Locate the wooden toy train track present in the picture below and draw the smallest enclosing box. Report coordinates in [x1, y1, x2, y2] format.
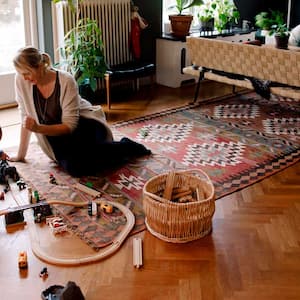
[1, 199, 135, 266]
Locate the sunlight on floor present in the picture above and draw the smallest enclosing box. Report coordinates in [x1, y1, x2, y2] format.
[0, 107, 36, 150]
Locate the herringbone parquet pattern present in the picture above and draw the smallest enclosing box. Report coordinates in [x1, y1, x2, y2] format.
[0, 83, 299, 300]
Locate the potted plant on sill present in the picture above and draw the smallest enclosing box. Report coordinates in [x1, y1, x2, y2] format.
[213, 0, 240, 33]
[53, 0, 107, 103]
[168, 0, 203, 38]
[255, 11, 273, 32]
[269, 22, 290, 50]
[198, 0, 217, 32]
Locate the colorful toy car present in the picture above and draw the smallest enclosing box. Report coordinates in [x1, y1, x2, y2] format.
[18, 251, 28, 269]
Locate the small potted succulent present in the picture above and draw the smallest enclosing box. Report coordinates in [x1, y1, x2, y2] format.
[168, 0, 204, 37]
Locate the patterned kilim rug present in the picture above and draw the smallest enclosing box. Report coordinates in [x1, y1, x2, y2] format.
[13, 92, 300, 251]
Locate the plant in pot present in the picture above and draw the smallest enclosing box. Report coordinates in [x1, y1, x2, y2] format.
[168, 0, 204, 37]
[254, 10, 286, 45]
[269, 22, 290, 50]
[53, 0, 107, 103]
[58, 18, 107, 102]
[213, 0, 240, 33]
[255, 11, 273, 32]
[198, 0, 217, 32]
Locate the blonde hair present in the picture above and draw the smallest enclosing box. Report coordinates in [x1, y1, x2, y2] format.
[13, 46, 51, 70]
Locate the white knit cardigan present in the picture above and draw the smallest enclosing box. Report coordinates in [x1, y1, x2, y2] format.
[15, 69, 113, 161]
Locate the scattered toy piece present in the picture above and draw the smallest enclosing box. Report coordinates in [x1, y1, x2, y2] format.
[100, 202, 113, 214]
[46, 216, 68, 235]
[49, 173, 57, 185]
[39, 267, 48, 278]
[133, 237, 143, 268]
[18, 251, 28, 269]
[16, 179, 26, 190]
[88, 201, 97, 216]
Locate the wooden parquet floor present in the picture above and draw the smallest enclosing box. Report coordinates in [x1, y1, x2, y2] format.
[0, 82, 299, 300]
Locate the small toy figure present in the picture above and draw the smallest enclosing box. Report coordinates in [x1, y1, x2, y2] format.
[49, 173, 57, 185]
[39, 267, 48, 278]
[28, 187, 33, 203]
[16, 179, 27, 190]
[18, 251, 28, 269]
[0, 158, 20, 185]
[0, 126, 20, 185]
[35, 212, 42, 223]
[33, 190, 40, 202]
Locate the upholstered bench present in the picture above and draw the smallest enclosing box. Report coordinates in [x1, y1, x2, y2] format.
[183, 37, 300, 102]
[104, 61, 156, 109]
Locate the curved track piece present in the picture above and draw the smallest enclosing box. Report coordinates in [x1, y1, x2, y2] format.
[28, 200, 135, 266]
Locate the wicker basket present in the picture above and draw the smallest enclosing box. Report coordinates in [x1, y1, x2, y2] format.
[143, 169, 215, 243]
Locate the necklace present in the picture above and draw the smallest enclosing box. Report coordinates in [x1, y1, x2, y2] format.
[35, 88, 48, 124]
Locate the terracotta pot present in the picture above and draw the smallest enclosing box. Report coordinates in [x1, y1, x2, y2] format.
[169, 15, 193, 37]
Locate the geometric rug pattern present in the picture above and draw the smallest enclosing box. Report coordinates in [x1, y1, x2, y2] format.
[13, 92, 300, 250]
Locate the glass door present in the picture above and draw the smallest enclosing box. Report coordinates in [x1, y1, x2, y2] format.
[0, 0, 38, 106]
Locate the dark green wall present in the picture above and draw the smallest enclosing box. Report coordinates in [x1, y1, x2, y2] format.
[235, 0, 299, 29]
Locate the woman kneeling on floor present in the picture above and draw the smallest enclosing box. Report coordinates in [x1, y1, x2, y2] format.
[10, 46, 151, 177]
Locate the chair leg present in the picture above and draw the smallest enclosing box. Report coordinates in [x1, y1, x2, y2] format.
[192, 70, 205, 104]
[104, 74, 111, 110]
[149, 74, 155, 99]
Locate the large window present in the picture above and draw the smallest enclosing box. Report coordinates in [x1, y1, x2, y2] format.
[0, 0, 25, 74]
[0, 0, 38, 105]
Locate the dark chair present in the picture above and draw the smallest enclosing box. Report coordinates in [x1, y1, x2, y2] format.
[104, 61, 156, 109]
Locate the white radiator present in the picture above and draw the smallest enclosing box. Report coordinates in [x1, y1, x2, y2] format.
[52, 0, 132, 67]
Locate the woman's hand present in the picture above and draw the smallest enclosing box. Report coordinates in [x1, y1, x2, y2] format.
[23, 116, 40, 133]
[8, 155, 26, 163]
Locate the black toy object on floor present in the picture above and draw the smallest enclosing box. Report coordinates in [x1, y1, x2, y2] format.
[0, 159, 20, 185]
[41, 281, 85, 300]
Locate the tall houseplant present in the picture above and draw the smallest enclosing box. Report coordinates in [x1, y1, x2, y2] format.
[53, 0, 107, 102]
[168, 0, 203, 37]
[58, 18, 107, 92]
